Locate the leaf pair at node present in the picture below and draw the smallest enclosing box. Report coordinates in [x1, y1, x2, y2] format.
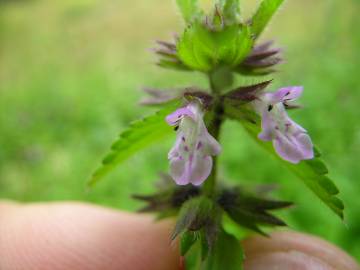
[155, 0, 284, 73]
[133, 181, 292, 267]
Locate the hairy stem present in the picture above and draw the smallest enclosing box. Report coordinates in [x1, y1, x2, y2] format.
[203, 71, 225, 197]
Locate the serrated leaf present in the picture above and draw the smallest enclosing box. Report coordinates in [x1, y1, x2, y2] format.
[225, 108, 344, 219]
[306, 158, 329, 175]
[88, 102, 180, 187]
[231, 207, 287, 226]
[176, 0, 202, 23]
[218, 188, 289, 235]
[250, 0, 285, 38]
[314, 146, 322, 157]
[201, 229, 244, 270]
[133, 185, 201, 213]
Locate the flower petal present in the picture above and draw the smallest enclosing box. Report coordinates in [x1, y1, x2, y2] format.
[170, 153, 212, 186]
[258, 111, 273, 141]
[295, 132, 314, 160]
[273, 133, 303, 163]
[167, 101, 220, 186]
[273, 130, 313, 164]
[166, 107, 195, 126]
[189, 154, 212, 186]
[168, 134, 183, 159]
[253, 86, 313, 164]
[289, 118, 307, 133]
[268, 86, 303, 103]
[170, 156, 189, 185]
[201, 131, 222, 156]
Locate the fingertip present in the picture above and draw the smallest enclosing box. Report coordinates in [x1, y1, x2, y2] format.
[0, 202, 180, 270]
[243, 230, 360, 270]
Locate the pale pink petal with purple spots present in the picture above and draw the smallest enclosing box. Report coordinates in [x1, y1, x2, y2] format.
[273, 132, 304, 163]
[253, 86, 314, 164]
[170, 156, 189, 185]
[166, 101, 221, 186]
[189, 155, 212, 186]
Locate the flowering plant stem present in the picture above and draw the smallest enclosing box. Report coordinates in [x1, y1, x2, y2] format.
[203, 72, 225, 197]
[88, 1, 346, 267]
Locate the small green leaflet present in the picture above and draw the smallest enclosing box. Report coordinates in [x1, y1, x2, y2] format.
[176, 0, 202, 23]
[177, 22, 220, 71]
[183, 229, 244, 270]
[222, 213, 247, 241]
[225, 105, 344, 219]
[250, 0, 285, 38]
[184, 240, 202, 270]
[218, 0, 241, 24]
[181, 231, 198, 256]
[201, 229, 244, 270]
[88, 102, 180, 187]
[177, 22, 253, 72]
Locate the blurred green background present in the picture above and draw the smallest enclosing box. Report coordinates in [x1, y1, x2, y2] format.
[0, 0, 359, 261]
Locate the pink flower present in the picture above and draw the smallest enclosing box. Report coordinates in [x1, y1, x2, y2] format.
[252, 86, 314, 164]
[166, 102, 221, 185]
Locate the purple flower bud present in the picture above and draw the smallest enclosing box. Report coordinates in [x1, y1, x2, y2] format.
[252, 86, 314, 163]
[166, 102, 221, 186]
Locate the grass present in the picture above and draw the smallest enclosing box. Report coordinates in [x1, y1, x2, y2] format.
[0, 0, 359, 260]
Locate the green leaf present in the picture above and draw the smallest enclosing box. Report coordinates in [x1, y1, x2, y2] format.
[201, 229, 244, 270]
[181, 231, 198, 256]
[218, 0, 241, 24]
[200, 229, 210, 260]
[222, 213, 247, 241]
[250, 0, 285, 38]
[225, 106, 344, 219]
[221, 25, 253, 66]
[172, 196, 214, 240]
[176, 0, 202, 23]
[184, 240, 202, 270]
[219, 187, 291, 235]
[177, 22, 253, 72]
[88, 102, 180, 187]
[177, 23, 215, 71]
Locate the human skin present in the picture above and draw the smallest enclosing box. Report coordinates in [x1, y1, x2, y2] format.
[0, 201, 359, 270]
